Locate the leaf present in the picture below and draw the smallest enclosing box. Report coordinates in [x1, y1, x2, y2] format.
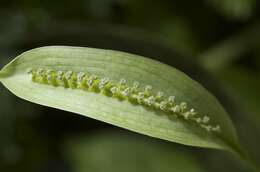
[0, 46, 240, 152]
[206, 0, 256, 21]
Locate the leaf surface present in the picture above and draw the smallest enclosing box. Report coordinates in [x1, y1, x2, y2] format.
[0, 46, 240, 152]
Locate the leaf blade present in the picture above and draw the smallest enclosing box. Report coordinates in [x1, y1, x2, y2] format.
[0, 46, 239, 151]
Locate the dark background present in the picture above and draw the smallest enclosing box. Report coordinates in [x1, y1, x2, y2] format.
[0, 0, 260, 172]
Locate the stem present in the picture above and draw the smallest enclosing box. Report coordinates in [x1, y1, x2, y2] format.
[199, 21, 260, 72]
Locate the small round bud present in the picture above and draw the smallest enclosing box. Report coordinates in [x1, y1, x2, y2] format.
[180, 102, 187, 110]
[196, 117, 202, 123]
[121, 88, 131, 96]
[77, 72, 86, 81]
[99, 77, 110, 89]
[145, 96, 156, 106]
[201, 124, 212, 132]
[87, 79, 93, 87]
[133, 82, 140, 88]
[172, 105, 181, 113]
[183, 112, 190, 119]
[159, 101, 167, 111]
[168, 96, 175, 105]
[119, 78, 127, 85]
[57, 71, 64, 76]
[137, 92, 145, 103]
[202, 116, 210, 123]
[65, 71, 73, 79]
[47, 74, 52, 82]
[110, 87, 119, 94]
[212, 125, 221, 132]
[144, 85, 152, 92]
[156, 91, 164, 99]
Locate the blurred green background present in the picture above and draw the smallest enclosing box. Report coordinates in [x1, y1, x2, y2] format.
[0, 0, 260, 171]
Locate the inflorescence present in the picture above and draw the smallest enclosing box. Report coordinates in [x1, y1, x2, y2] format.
[28, 68, 221, 133]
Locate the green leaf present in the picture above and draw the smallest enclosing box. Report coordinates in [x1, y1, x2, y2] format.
[206, 0, 256, 21]
[0, 46, 240, 152]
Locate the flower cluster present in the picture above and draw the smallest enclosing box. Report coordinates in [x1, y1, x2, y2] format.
[28, 68, 221, 133]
